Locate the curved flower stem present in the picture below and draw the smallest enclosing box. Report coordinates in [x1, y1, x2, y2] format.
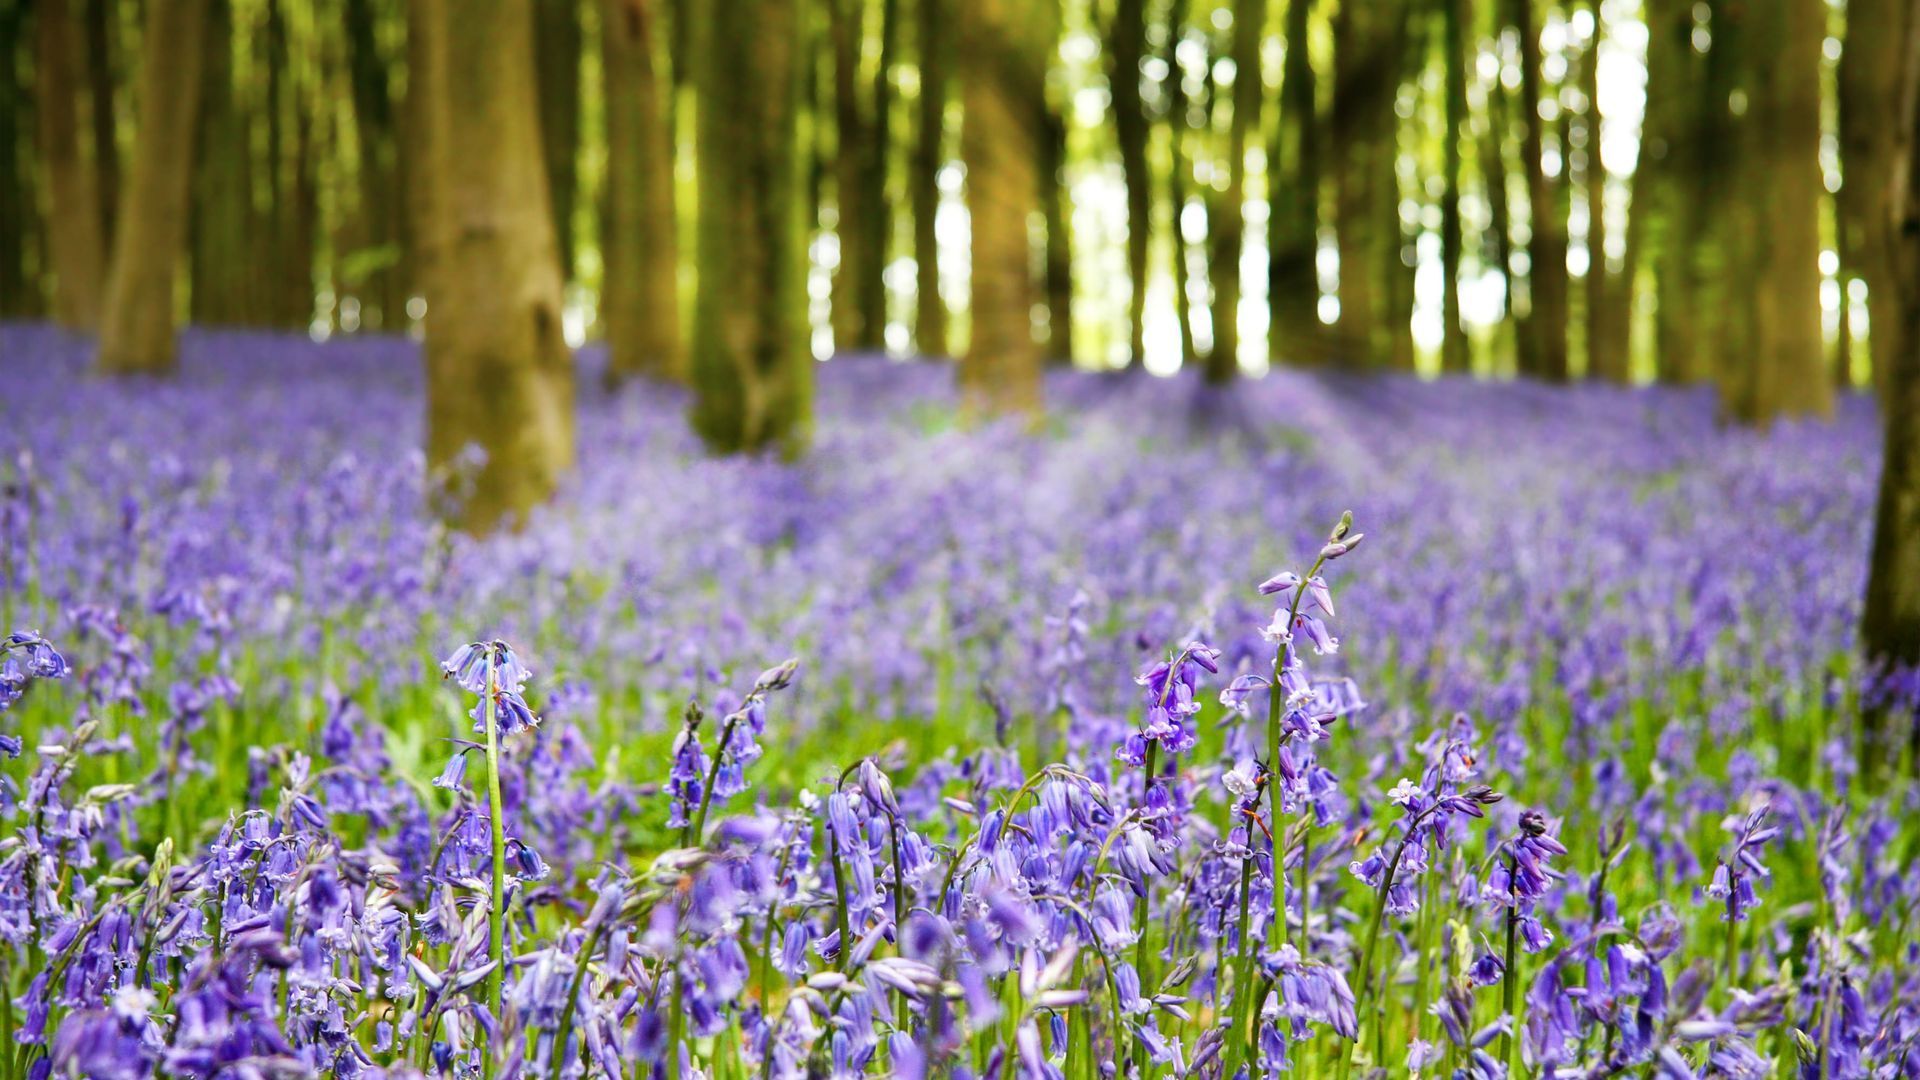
[1132, 740, 1159, 1079]
[1500, 849, 1520, 1073]
[482, 650, 507, 1072]
[551, 922, 608, 1080]
[685, 714, 741, 847]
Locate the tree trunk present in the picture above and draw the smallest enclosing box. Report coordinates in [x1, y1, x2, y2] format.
[0, 4, 41, 320]
[603, 0, 683, 383]
[537, 0, 583, 282]
[404, 0, 441, 314]
[267, 0, 316, 329]
[1205, 0, 1266, 383]
[1860, 0, 1920, 772]
[689, 0, 812, 453]
[828, 0, 882, 351]
[190, 0, 253, 326]
[1720, 0, 1832, 423]
[345, 0, 405, 329]
[419, 0, 576, 531]
[1109, 0, 1151, 366]
[84, 0, 120, 252]
[1842, 0, 1914, 399]
[1634, 0, 1691, 382]
[1482, 17, 1524, 377]
[1438, 0, 1469, 373]
[913, 0, 950, 356]
[1330, 0, 1403, 367]
[862, 0, 901, 350]
[1040, 89, 1075, 364]
[1269, 0, 1323, 367]
[1512, 0, 1567, 380]
[35, 0, 107, 330]
[1163, 0, 1199, 369]
[957, 0, 1051, 415]
[97, 0, 207, 375]
[1581, 0, 1628, 381]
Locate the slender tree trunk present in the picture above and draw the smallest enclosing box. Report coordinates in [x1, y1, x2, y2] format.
[36, 0, 107, 330]
[1512, 0, 1567, 380]
[1482, 18, 1524, 377]
[860, 0, 900, 349]
[0, 4, 40, 319]
[537, 0, 584, 282]
[1860, 0, 1920, 772]
[1109, 0, 1152, 366]
[957, 0, 1051, 416]
[1721, 0, 1832, 423]
[828, 0, 876, 351]
[345, 0, 405, 329]
[603, 0, 683, 383]
[1205, 0, 1266, 382]
[1163, 0, 1199, 369]
[420, 0, 576, 531]
[1634, 0, 1691, 382]
[1269, 0, 1322, 367]
[404, 0, 442, 314]
[84, 0, 120, 252]
[1581, 0, 1628, 381]
[97, 0, 208, 374]
[913, 0, 950, 355]
[1040, 88, 1075, 364]
[270, 0, 317, 329]
[191, 0, 253, 326]
[1439, 0, 1469, 373]
[1330, 0, 1402, 367]
[1384, 5, 1419, 372]
[690, 0, 812, 453]
[1842, 0, 1914, 399]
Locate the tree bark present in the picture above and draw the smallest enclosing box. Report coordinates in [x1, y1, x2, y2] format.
[35, 0, 107, 330]
[689, 0, 812, 453]
[1720, 0, 1832, 423]
[190, 0, 253, 326]
[1205, 0, 1267, 383]
[1439, 0, 1469, 373]
[828, 0, 890, 352]
[97, 0, 208, 375]
[1842, 0, 1914, 399]
[913, 0, 950, 356]
[84, 0, 120, 252]
[1581, 0, 1628, 382]
[0, 4, 41, 320]
[1269, 0, 1323, 367]
[345, 0, 406, 329]
[1512, 0, 1568, 380]
[957, 0, 1051, 415]
[1330, 0, 1404, 367]
[1109, 0, 1152, 366]
[1860, 0, 1920, 772]
[1162, 0, 1199, 369]
[1041, 88, 1075, 364]
[419, 0, 576, 531]
[537, 0, 584, 282]
[603, 0, 683, 384]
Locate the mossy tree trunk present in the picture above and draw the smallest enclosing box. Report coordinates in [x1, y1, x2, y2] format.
[828, 0, 896, 353]
[689, 0, 812, 454]
[1108, 0, 1151, 366]
[1269, 0, 1322, 368]
[418, 0, 576, 531]
[1512, 0, 1568, 381]
[603, 0, 683, 384]
[97, 0, 208, 375]
[35, 0, 107, 331]
[956, 0, 1052, 416]
[1860, 0, 1920, 771]
[1841, 0, 1914, 399]
[1330, 0, 1405, 368]
[1205, 0, 1267, 383]
[1041, 82, 1075, 365]
[84, 0, 119, 253]
[1719, 0, 1831, 423]
[537, 0, 584, 282]
[0, 4, 43, 320]
[1162, 0, 1199, 368]
[912, 0, 950, 356]
[345, 0, 406, 329]
[1438, 0, 1469, 374]
[1581, 0, 1628, 382]
[190, 0, 253, 327]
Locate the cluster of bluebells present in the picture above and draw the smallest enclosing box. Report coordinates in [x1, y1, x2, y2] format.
[0, 327, 1917, 1078]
